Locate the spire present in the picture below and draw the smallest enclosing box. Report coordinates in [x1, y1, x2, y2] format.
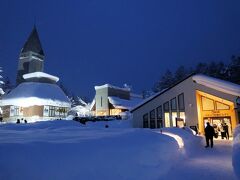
[21, 25, 44, 56]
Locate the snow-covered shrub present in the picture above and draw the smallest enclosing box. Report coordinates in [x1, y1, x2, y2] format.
[233, 124, 240, 178]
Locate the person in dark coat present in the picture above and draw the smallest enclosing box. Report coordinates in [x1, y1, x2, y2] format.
[223, 123, 229, 140]
[205, 122, 215, 148]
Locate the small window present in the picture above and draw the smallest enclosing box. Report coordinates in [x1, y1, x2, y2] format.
[49, 106, 55, 117]
[150, 110, 156, 129]
[143, 113, 149, 128]
[156, 106, 162, 120]
[171, 98, 177, 110]
[178, 93, 185, 111]
[150, 110, 155, 120]
[216, 102, 230, 110]
[101, 97, 103, 107]
[163, 102, 169, 112]
[202, 96, 214, 111]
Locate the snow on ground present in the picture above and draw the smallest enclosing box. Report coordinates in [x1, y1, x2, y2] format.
[233, 124, 240, 179]
[0, 120, 237, 180]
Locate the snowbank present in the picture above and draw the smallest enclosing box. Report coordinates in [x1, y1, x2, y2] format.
[160, 127, 203, 156]
[233, 124, 240, 178]
[0, 120, 182, 180]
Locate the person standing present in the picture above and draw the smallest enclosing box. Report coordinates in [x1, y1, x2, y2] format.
[223, 123, 229, 140]
[205, 122, 215, 148]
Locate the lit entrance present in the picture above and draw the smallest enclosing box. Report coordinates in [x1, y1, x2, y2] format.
[203, 117, 232, 137]
[196, 90, 237, 136]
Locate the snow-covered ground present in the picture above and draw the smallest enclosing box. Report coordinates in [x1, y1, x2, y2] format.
[233, 124, 240, 179]
[0, 120, 237, 180]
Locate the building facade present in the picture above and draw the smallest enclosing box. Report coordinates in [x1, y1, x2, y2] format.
[91, 84, 142, 116]
[0, 26, 71, 123]
[131, 74, 240, 136]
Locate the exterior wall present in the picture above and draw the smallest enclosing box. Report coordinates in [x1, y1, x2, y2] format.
[95, 86, 131, 116]
[2, 105, 10, 118]
[23, 105, 43, 117]
[95, 87, 109, 116]
[132, 76, 239, 134]
[132, 77, 197, 128]
[2, 105, 69, 123]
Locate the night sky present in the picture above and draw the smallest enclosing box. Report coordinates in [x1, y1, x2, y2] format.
[1, 0, 240, 100]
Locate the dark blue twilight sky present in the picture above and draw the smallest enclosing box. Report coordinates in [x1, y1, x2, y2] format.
[1, 0, 240, 99]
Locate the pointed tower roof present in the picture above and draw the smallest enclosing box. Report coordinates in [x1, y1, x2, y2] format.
[21, 26, 44, 56]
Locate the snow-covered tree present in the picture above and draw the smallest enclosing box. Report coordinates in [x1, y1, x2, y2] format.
[0, 67, 5, 96]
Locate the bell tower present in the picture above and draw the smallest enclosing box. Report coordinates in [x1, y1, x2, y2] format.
[16, 26, 45, 84]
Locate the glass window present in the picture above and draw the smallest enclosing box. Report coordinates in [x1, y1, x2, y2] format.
[216, 102, 230, 110]
[163, 102, 169, 112]
[202, 96, 214, 111]
[143, 113, 149, 128]
[179, 112, 185, 122]
[156, 106, 162, 119]
[171, 98, 177, 110]
[171, 112, 177, 127]
[49, 106, 55, 117]
[150, 110, 156, 129]
[178, 93, 185, 111]
[164, 112, 170, 127]
[43, 106, 49, 117]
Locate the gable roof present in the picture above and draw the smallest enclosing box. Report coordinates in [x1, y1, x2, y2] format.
[130, 73, 240, 113]
[21, 26, 44, 56]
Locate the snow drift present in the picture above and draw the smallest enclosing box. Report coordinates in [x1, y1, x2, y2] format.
[233, 124, 240, 178]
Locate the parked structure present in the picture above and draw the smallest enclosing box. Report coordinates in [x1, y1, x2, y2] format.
[91, 84, 142, 116]
[131, 74, 240, 136]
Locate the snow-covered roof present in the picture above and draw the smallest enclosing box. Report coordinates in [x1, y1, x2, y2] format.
[108, 96, 143, 110]
[1, 82, 70, 107]
[192, 74, 240, 97]
[95, 84, 130, 91]
[23, 72, 59, 83]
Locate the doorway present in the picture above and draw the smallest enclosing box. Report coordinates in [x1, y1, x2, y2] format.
[203, 117, 232, 137]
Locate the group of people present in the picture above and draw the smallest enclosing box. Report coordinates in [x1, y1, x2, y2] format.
[205, 122, 229, 148]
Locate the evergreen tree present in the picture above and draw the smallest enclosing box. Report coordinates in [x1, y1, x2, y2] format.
[174, 66, 189, 82]
[153, 69, 174, 92]
[195, 62, 208, 74]
[227, 56, 240, 84]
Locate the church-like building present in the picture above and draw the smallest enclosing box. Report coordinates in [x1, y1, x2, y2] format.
[0, 26, 71, 123]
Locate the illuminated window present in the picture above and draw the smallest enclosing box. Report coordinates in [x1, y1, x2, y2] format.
[216, 102, 230, 110]
[179, 112, 185, 122]
[202, 96, 214, 111]
[164, 112, 170, 127]
[171, 112, 177, 127]
[150, 109, 156, 129]
[156, 106, 163, 128]
[10, 106, 20, 117]
[143, 113, 149, 128]
[171, 98, 177, 111]
[178, 93, 185, 110]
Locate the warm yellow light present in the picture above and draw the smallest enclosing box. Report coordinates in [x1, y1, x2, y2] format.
[162, 132, 184, 148]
